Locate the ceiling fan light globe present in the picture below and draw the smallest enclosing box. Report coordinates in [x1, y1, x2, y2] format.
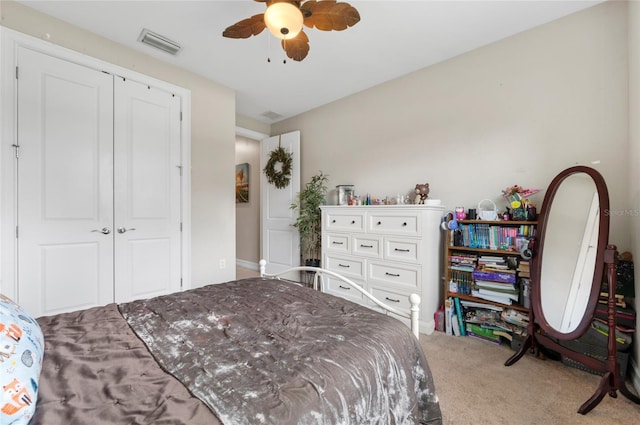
[264, 2, 303, 40]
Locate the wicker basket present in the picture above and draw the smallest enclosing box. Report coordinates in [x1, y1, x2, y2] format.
[477, 199, 498, 220]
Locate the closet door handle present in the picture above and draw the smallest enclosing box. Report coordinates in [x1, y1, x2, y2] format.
[91, 227, 111, 235]
[117, 227, 137, 234]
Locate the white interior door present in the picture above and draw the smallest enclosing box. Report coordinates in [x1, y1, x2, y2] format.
[113, 77, 182, 303]
[15, 47, 183, 317]
[260, 131, 301, 274]
[16, 47, 114, 316]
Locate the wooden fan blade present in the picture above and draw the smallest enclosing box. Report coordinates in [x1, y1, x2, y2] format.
[222, 14, 266, 38]
[301, 0, 360, 31]
[282, 30, 310, 61]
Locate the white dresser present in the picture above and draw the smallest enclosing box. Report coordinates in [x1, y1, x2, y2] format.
[320, 205, 444, 334]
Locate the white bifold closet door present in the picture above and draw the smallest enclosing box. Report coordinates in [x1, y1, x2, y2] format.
[16, 47, 181, 317]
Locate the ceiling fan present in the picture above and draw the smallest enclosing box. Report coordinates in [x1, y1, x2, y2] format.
[222, 0, 360, 62]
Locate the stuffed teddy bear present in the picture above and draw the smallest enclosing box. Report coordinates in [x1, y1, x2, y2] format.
[414, 183, 430, 204]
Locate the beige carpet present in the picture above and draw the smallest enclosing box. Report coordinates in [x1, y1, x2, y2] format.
[420, 331, 640, 425]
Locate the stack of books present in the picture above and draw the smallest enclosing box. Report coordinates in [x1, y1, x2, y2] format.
[477, 255, 508, 270]
[471, 258, 518, 305]
[517, 260, 530, 278]
[457, 223, 536, 250]
[442, 299, 530, 345]
[465, 322, 501, 344]
[448, 252, 477, 295]
[501, 309, 529, 331]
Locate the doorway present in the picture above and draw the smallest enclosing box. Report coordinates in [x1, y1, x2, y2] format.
[235, 133, 262, 272]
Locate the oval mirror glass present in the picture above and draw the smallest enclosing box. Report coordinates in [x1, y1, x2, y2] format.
[538, 171, 604, 335]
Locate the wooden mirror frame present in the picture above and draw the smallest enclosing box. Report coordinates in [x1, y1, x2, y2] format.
[505, 166, 640, 414]
[533, 165, 609, 341]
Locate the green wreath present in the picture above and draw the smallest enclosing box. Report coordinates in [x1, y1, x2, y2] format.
[264, 146, 293, 189]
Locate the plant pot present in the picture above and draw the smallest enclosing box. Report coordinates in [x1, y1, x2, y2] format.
[305, 259, 320, 269]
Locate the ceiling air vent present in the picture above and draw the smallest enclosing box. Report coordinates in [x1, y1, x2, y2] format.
[261, 111, 284, 121]
[138, 29, 181, 55]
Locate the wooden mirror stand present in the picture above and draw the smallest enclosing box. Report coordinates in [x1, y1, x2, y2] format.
[504, 166, 640, 414]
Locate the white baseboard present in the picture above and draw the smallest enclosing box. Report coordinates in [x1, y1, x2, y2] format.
[236, 259, 259, 271]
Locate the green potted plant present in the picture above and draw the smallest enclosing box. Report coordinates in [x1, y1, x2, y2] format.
[291, 171, 329, 267]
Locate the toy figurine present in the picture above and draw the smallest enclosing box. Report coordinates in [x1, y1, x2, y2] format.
[414, 183, 430, 204]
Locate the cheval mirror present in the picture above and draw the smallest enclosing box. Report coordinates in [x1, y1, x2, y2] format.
[505, 165, 640, 414]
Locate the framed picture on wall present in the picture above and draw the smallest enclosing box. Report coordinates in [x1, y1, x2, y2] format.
[236, 163, 249, 203]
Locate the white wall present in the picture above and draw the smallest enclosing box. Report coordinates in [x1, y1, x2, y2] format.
[628, 0, 640, 393]
[272, 0, 638, 379]
[272, 1, 630, 252]
[0, 0, 236, 286]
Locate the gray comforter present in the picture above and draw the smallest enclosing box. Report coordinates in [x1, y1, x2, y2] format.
[35, 277, 442, 424]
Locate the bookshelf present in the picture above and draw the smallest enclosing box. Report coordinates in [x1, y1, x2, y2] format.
[443, 220, 537, 341]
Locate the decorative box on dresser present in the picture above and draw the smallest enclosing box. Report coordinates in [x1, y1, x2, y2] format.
[320, 205, 445, 334]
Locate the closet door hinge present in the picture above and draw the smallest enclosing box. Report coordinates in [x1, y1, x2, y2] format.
[180, 278, 183, 289]
[16, 66, 19, 80]
[12, 144, 20, 159]
[180, 111, 182, 122]
[16, 226, 19, 239]
[180, 222, 183, 232]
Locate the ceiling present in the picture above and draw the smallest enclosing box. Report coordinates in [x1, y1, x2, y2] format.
[17, 0, 603, 124]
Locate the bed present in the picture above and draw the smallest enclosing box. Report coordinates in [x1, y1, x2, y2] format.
[2, 264, 442, 425]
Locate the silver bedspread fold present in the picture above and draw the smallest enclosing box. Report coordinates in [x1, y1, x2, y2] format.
[119, 278, 442, 424]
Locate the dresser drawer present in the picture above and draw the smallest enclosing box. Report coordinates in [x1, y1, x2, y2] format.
[325, 255, 365, 279]
[368, 261, 420, 289]
[326, 233, 350, 253]
[384, 238, 420, 263]
[325, 276, 363, 303]
[369, 286, 415, 315]
[352, 235, 382, 258]
[367, 213, 420, 236]
[325, 212, 365, 232]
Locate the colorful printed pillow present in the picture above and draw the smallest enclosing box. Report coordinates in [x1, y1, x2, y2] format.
[1, 294, 44, 425]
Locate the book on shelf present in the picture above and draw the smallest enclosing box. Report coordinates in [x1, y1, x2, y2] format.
[474, 280, 517, 291]
[451, 313, 461, 336]
[517, 260, 530, 278]
[472, 269, 516, 284]
[459, 300, 504, 312]
[471, 290, 514, 305]
[465, 323, 501, 342]
[465, 323, 498, 338]
[444, 297, 453, 336]
[478, 255, 506, 262]
[501, 309, 529, 328]
[481, 263, 510, 271]
[449, 253, 478, 265]
[492, 330, 513, 341]
[477, 288, 519, 301]
[454, 297, 466, 336]
[450, 264, 475, 272]
[466, 331, 502, 345]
